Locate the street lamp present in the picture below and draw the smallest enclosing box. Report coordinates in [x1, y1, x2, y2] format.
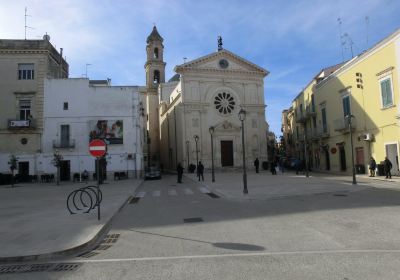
[346, 114, 357, 185]
[194, 135, 199, 169]
[186, 140, 190, 171]
[238, 108, 248, 194]
[209, 126, 215, 182]
[303, 125, 309, 178]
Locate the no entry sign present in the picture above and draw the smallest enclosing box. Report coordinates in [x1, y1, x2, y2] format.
[89, 139, 107, 157]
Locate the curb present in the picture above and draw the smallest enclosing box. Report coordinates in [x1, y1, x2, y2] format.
[183, 174, 225, 198]
[0, 180, 144, 264]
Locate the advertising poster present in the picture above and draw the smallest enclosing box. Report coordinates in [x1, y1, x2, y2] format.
[89, 120, 123, 145]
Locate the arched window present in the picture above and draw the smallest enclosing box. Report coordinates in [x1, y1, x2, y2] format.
[153, 70, 160, 84]
[154, 48, 159, 59]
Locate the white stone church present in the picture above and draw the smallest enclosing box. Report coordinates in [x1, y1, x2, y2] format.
[143, 26, 270, 171]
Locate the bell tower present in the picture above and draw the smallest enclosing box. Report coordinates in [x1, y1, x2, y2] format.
[145, 26, 166, 166]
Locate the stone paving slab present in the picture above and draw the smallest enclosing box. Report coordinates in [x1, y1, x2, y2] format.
[0, 178, 142, 262]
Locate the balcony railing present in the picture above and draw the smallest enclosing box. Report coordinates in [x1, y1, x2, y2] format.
[317, 124, 330, 138]
[53, 139, 75, 149]
[333, 117, 357, 133]
[295, 113, 307, 124]
[7, 119, 36, 129]
[306, 128, 319, 140]
[305, 106, 317, 118]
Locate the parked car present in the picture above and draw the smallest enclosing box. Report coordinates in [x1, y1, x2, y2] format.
[145, 166, 161, 180]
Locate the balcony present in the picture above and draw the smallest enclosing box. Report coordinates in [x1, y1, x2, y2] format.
[317, 124, 330, 138]
[7, 119, 36, 129]
[306, 129, 319, 141]
[305, 106, 317, 118]
[333, 117, 357, 133]
[53, 139, 75, 149]
[295, 113, 307, 124]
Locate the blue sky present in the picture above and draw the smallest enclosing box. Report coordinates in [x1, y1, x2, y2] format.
[1, 0, 400, 136]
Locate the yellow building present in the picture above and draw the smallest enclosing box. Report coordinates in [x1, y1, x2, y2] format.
[285, 28, 400, 175]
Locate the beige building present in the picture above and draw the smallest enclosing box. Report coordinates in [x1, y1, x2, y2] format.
[0, 35, 68, 175]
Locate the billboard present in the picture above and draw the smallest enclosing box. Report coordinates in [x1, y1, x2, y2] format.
[89, 120, 123, 145]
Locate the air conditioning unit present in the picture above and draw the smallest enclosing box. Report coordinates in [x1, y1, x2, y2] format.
[362, 133, 372, 141]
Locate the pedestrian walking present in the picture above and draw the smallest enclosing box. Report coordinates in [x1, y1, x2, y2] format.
[270, 161, 277, 175]
[295, 158, 301, 175]
[369, 157, 376, 177]
[254, 158, 260, 173]
[177, 163, 184, 183]
[197, 161, 204, 181]
[279, 157, 285, 173]
[383, 157, 392, 179]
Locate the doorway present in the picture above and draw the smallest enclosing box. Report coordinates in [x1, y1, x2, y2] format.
[18, 161, 29, 182]
[60, 160, 70, 181]
[339, 145, 347, 171]
[385, 143, 399, 175]
[323, 148, 330, 170]
[221, 141, 233, 166]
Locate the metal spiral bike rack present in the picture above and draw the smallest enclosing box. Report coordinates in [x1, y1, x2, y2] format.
[67, 186, 102, 214]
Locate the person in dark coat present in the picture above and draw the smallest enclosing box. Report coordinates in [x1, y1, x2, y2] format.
[369, 157, 376, 177]
[254, 158, 260, 173]
[384, 157, 393, 179]
[270, 161, 277, 175]
[177, 163, 184, 183]
[197, 161, 204, 181]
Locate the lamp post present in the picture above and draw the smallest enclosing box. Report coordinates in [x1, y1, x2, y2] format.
[303, 125, 309, 177]
[238, 108, 248, 194]
[209, 126, 215, 182]
[194, 135, 199, 168]
[347, 114, 357, 185]
[186, 140, 190, 171]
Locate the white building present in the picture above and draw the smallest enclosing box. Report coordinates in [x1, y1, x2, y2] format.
[40, 78, 144, 180]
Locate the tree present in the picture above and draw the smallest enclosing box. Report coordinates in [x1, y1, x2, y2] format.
[51, 151, 63, 185]
[8, 154, 18, 187]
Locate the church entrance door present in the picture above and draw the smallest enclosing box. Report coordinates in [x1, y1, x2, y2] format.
[221, 140, 234, 166]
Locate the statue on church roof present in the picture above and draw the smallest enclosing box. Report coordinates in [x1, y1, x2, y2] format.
[217, 36, 223, 51]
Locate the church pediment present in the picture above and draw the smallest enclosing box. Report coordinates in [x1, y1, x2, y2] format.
[174, 49, 269, 76]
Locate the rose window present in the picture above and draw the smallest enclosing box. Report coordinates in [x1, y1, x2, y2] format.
[214, 92, 235, 114]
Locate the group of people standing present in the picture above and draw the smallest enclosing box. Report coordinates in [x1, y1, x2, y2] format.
[176, 161, 204, 183]
[369, 156, 393, 179]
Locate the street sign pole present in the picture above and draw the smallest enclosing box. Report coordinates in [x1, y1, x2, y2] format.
[89, 139, 107, 221]
[97, 158, 100, 221]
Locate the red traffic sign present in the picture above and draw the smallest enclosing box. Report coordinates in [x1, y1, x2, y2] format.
[89, 139, 107, 157]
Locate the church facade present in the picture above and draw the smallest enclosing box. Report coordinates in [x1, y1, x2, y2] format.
[144, 27, 270, 171]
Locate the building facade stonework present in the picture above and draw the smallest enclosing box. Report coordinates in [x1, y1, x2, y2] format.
[153, 34, 270, 170]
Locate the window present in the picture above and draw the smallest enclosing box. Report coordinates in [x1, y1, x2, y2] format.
[311, 94, 315, 112]
[214, 92, 235, 114]
[380, 78, 393, 107]
[153, 70, 160, 84]
[321, 107, 327, 133]
[154, 48, 159, 59]
[18, 64, 34, 80]
[60, 125, 70, 147]
[19, 99, 31, 120]
[342, 95, 351, 118]
[63, 102, 68, 110]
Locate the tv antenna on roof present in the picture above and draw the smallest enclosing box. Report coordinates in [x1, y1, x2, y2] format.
[24, 7, 34, 40]
[337, 17, 344, 62]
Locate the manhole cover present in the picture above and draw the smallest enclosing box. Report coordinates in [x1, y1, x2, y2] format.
[25, 264, 53, 273]
[0, 265, 27, 274]
[50, 263, 81, 272]
[95, 244, 112, 250]
[184, 217, 204, 223]
[207, 192, 220, 198]
[129, 197, 140, 204]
